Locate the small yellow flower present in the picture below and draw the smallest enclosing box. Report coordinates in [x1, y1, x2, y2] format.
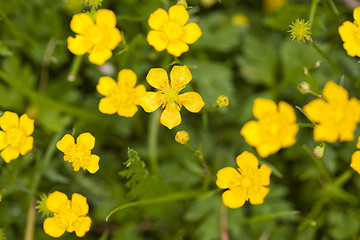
[96, 69, 146, 117]
[140, 65, 204, 129]
[263, 0, 286, 13]
[43, 191, 91, 238]
[231, 13, 250, 26]
[0, 111, 34, 163]
[216, 151, 272, 208]
[240, 98, 298, 158]
[216, 95, 229, 107]
[67, 9, 122, 65]
[351, 137, 360, 174]
[147, 5, 202, 57]
[175, 131, 189, 144]
[339, 7, 360, 57]
[57, 132, 100, 173]
[303, 81, 360, 143]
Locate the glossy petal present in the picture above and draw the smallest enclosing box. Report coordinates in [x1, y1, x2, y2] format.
[281, 124, 298, 147]
[168, 5, 189, 25]
[87, 155, 100, 173]
[160, 103, 181, 129]
[147, 30, 169, 51]
[177, 92, 204, 112]
[236, 151, 258, 170]
[67, 36, 89, 55]
[256, 142, 281, 158]
[117, 105, 138, 117]
[182, 23, 202, 44]
[249, 187, 270, 205]
[118, 69, 137, 88]
[20, 136, 33, 155]
[252, 98, 277, 119]
[240, 121, 261, 146]
[278, 101, 296, 122]
[57, 134, 75, 153]
[139, 92, 164, 112]
[134, 85, 147, 103]
[222, 189, 246, 208]
[70, 13, 94, 34]
[19, 114, 34, 136]
[169, 65, 192, 91]
[259, 164, 272, 186]
[167, 39, 189, 57]
[96, 9, 117, 29]
[351, 151, 360, 174]
[108, 28, 122, 50]
[146, 68, 170, 90]
[323, 81, 349, 105]
[354, 7, 360, 25]
[71, 193, 89, 216]
[0, 111, 19, 132]
[148, 8, 169, 30]
[77, 132, 95, 151]
[356, 136, 360, 149]
[313, 124, 338, 143]
[1, 147, 19, 163]
[0, 131, 6, 150]
[303, 99, 329, 123]
[89, 49, 112, 65]
[99, 97, 118, 114]
[43, 217, 67, 238]
[216, 167, 241, 189]
[97, 76, 117, 96]
[46, 191, 70, 213]
[74, 216, 91, 237]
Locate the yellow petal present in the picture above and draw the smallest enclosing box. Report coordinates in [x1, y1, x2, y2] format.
[252, 98, 277, 119]
[216, 167, 241, 189]
[19, 114, 34, 136]
[177, 92, 204, 112]
[134, 85, 147, 104]
[339, 125, 356, 142]
[0, 131, 6, 150]
[351, 151, 360, 174]
[67, 36, 89, 55]
[240, 121, 261, 146]
[88, 49, 112, 65]
[70, 13, 94, 34]
[168, 5, 189, 25]
[71, 193, 89, 216]
[118, 69, 137, 88]
[20, 136, 33, 155]
[313, 124, 338, 143]
[303, 99, 329, 123]
[167, 39, 189, 57]
[87, 154, 100, 173]
[353, 7, 360, 25]
[147, 30, 169, 52]
[76, 132, 95, 151]
[46, 191, 70, 213]
[146, 68, 170, 90]
[160, 103, 181, 129]
[43, 217, 67, 238]
[108, 28, 122, 50]
[117, 105, 138, 117]
[256, 142, 281, 158]
[74, 216, 91, 237]
[95, 9, 117, 29]
[169, 65, 192, 91]
[148, 8, 169, 30]
[222, 189, 246, 208]
[236, 151, 259, 171]
[97, 76, 117, 96]
[259, 164, 272, 186]
[182, 23, 202, 44]
[139, 92, 164, 112]
[339, 21, 357, 42]
[99, 97, 118, 114]
[356, 136, 360, 149]
[280, 124, 298, 148]
[0, 111, 19, 132]
[249, 187, 270, 205]
[57, 134, 75, 153]
[1, 147, 20, 163]
[323, 81, 349, 105]
[278, 101, 296, 123]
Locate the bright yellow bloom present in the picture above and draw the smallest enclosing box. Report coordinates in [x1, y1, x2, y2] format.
[67, 9, 122, 65]
[216, 151, 272, 208]
[147, 5, 202, 57]
[240, 98, 298, 158]
[0, 111, 34, 163]
[43, 191, 91, 238]
[339, 7, 360, 57]
[351, 137, 360, 174]
[140, 65, 204, 129]
[57, 132, 100, 173]
[303, 81, 360, 143]
[175, 130, 189, 144]
[96, 69, 146, 117]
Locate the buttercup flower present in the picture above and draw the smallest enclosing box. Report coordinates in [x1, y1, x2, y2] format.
[140, 65, 204, 129]
[57, 132, 100, 173]
[0, 111, 34, 163]
[97, 69, 146, 117]
[350, 137, 360, 174]
[339, 7, 360, 57]
[240, 98, 298, 158]
[43, 191, 91, 238]
[147, 5, 202, 57]
[303, 81, 360, 142]
[67, 9, 122, 65]
[216, 151, 272, 208]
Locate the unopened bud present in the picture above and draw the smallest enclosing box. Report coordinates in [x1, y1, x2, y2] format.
[288, 19, 311, 43]
[216, 95, 229, 107]
[82, 0, 103, 8]
[298, 82, 310, 94]
[313, 145, 324, 158]
[175, 131, 189, 144]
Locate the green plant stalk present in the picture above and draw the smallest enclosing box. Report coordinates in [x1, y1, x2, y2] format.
[148, 110, 160, 174]
[24, 199, 36, 240]
[303, 144, 332, 183]
[298, 123, 316, 128]
[309, 0, 320, 27]
[325, 0, 339, 17]
[67, 55, 83, 82]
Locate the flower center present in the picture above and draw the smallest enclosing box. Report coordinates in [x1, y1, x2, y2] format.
[162, 21, 185, 40]
[6, 128, 24, 148]
[55, 203, 79, 229]
[109, 87, 136, 108]
[163, 88, 178, 103]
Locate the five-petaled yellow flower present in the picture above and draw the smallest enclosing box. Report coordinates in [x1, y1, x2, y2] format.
[216, 151, 272, 208]
[57, 132, 100, 173]
[0, 111, 34, 163]
[350, 136, 360, 174]
[339, 7, 360, 57]
[97, 69, 146, 117]
[140, 65, 204, 129]
[240, 98, 298, 158]
[67, 9, 122, 65]
[147, 5, 202, 57]
[43, 191, 91, 238]
[303, 81, 360, 143]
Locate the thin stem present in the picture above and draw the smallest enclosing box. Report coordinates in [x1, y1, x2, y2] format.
[67, 55, 83, 82]
[148, 110, 160, 174]
[325, 0, 339, 17]
[220, 203, 229, 240]
[24, 199, 36, 240]
[309, 0, 320, 27]
[303, 144, 332, 183]
[298, 122, 316, 128]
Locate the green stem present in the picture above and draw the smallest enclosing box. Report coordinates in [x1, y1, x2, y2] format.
[67, 55, 83, 82]
[24, 199, 36, 240]
[148, 110, 160, 174]
[309, 0, 320, 27]
[303, 145, 332, 183]
[325, 0, 339, 17]
[298, 122, 316, 128]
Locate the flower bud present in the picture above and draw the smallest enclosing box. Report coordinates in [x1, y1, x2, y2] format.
[313, 145, 324, 158]
[288, 19, 311, 43]
[175, 131, 189, 144]
[216, 95, 229, 107]
[36, 194, 52, 217]
[298, 82, 310, 94]
[82, 0, 103, 8]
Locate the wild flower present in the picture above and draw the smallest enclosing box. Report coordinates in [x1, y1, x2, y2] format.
[339, 7, 360, 57]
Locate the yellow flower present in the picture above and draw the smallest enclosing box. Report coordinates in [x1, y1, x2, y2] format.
[96, 69, 146, 117]
[303, 81, 360, 143]
[140, 65, 204, 129]
[240, 98, 298, 158]
[43, 191, 91, 238]
[0, 111, 34, 163]
[339, 7, 360, 57]
[351, 137, 360, 174]
[216, 151, 272, 208]
[56, 132, 100, 173]
[175, 130, 189, 144]
[147, 5, 202, 57]
[67, 9, 122, 65]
